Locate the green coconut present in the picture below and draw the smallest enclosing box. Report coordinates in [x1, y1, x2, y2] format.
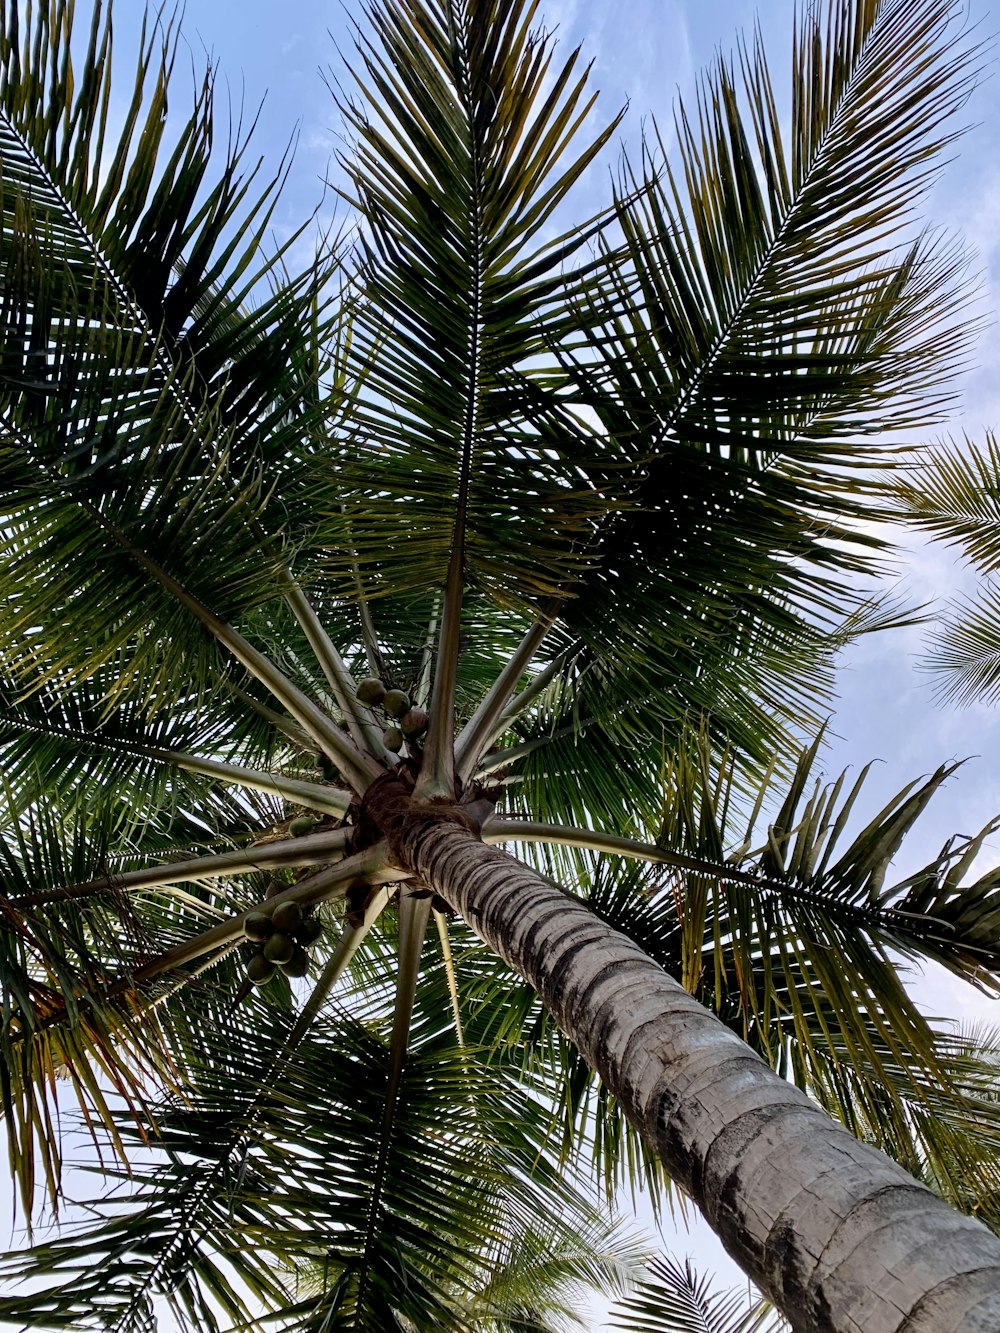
[243, 911, 273, 942]
[382, 725, 404, 753]
[288, 815, 318, 837]
[271, 900, 304, 934]
[279, 945, 311, 979]
[383, 689, 410, 718]
[246, 954, 277, 986]
[296, 915, 324, 945]
[263, 931, 296, 964]
[356, 677, 386, 706]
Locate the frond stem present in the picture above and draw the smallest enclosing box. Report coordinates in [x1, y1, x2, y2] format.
[455, 610, 558, 783]
[341, 505, 387, 677]
[494, 647, 572, 732]
[357, 890, 432, 1313]
[416, 594, 441, 709]
[0, 713, 352, 814]
[356, 568, 385, 679]
[110, 532, 381, 791]
[414, 538, 465, 800]
[221, 678, 312, 747]
[9, 828, 351, 909]
[413, 0, 485, 801]
[476, 718, 595, 774]
[434, 909, 464, 1046]
[282, 576, 395, 762]
[483, 819, 965, 936]
[482, 818, 808, 895]
[155, 750, 353, 816]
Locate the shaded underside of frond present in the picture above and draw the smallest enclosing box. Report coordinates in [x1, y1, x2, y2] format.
[0, 952, 644, 1332]
[609, 1253, 788, 1333]
[483, 727, 1000, 1217]
[0, 0, 350, 721]
[893, 434, 1000, 574]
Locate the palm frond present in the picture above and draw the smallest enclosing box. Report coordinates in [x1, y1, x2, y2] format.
[0, 953, 645, 1331]
[0, 0, 996, 1324]
[355, 889, 433, 1313]
[481, 726, 1000, 1201]
[0, 0, 357, 741]
[0, 673, 296, 837]
[799, 1024, 1000, 1234]
[324, 0, 625, 608]
[0, 0, 336, 463]
[548, 0, 980, 766]
[449, 1213, 644, 1331]
[887, 435, 1000, 705]
[608, 1254, 788, 1333]
[0, 731, 359, 1217]
[893, 434, 1000, 573]
[924, 584, 1000, 707]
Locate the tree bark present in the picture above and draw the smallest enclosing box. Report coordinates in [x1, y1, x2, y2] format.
[398, 818, 1000, 1333]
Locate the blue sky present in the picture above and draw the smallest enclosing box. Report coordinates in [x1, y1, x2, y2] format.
[8, 0, 1000, 1325]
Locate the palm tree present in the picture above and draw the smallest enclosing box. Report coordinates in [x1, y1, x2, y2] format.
[4, 0, 1000, 1328]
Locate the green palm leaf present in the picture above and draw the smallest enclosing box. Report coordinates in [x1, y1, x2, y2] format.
[894, 435, 1000, 574]
[327, 0, 625, 605]
[479, 726, 1000, 1209]
[0, 0, 351, 733]
[0, 952, 645, 1331]
[891, 435, 1000, 705]
[546, 0, 979, 766]
[608, 1255, 787, 1333]
[800, 1025, 1000, 1231]
[0, 0, 332, 454]
[921, 587, 1000, 706]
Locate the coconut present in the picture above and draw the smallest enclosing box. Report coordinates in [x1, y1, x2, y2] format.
[382, 689, 410, 718]
[295, 914, 324, 945]
[243, 911, 273, 941]
[288, 815, 317, 837]
[271, 900, 304, 934]
[263, 931, 295, 964]
[279, 945, 311, 979]
[400, 707, 429, 737]
[382, 725, 404, 752]
[246, 954, 276, 985]
[356, 677, 386, 706]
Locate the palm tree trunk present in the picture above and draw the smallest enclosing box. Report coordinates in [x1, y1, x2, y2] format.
[399, 817, 1000, 1333]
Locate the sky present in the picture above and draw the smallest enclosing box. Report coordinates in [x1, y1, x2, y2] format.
[7, 0, 1000, 1327]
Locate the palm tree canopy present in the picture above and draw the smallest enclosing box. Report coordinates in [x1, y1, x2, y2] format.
[1, 0, 999, 1328]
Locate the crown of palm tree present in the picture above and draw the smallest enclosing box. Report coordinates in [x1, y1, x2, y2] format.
[1, 0, 999, 1328]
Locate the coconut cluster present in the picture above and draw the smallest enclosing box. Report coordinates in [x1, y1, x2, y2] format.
[243, 894, 324, 985]
[355, 677, 429, 753]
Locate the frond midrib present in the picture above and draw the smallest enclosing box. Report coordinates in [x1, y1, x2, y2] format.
[646, 7, 939, 456]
